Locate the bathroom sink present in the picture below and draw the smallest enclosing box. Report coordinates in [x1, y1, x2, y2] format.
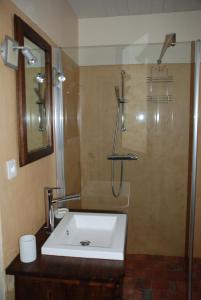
[41, 212, 127, 260]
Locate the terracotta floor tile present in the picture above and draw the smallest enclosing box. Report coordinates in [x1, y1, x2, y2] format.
[133, 289, 144, 300]
[152, 289, 168, 300]
[192, 292, 201, 300]
[123, 255, 191, 300]
[151, 278, 169, 289]
[123, 255, 201, 300]
[175, 280, 187, 294]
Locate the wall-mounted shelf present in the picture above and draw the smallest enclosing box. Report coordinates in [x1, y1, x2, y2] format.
[146, 76, 173, 83]
[147, 95, 174, 102]
[147, 66, 174, 103]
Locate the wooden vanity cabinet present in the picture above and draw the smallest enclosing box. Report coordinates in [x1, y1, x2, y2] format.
[6, 226, 125, 300]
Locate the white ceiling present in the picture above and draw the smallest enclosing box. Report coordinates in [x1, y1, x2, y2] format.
[68, 0, 201, 18]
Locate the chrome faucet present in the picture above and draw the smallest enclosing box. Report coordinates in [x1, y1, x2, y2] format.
[44, 187, 81, 233]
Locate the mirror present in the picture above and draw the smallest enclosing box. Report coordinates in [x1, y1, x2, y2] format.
[14, 15, 53, 166]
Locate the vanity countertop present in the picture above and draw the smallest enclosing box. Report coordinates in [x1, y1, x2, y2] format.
[6, 211, 125, 284]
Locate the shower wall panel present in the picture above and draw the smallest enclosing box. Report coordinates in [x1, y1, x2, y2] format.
[80, 64, 190, 256]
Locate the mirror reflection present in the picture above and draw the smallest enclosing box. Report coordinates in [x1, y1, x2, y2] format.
[24, 37, 48, 152]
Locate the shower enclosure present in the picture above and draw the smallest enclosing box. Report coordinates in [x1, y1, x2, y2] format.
[54, 39, 201, 300]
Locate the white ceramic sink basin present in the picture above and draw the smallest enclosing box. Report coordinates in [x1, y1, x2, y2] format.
[41, 212, 127, 260]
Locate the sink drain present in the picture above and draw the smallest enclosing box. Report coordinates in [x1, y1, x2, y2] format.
[80, 240, 91, 246]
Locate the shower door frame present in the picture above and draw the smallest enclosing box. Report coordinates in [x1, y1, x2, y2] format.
[188, 40, 201, 300]
[53, 48, 66, 195]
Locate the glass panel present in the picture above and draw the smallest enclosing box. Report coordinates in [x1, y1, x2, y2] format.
[24, 37, 48, 152]
[60, 49, 81, 203]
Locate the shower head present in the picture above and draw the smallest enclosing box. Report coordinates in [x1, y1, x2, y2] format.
[157, 33, 176, 64]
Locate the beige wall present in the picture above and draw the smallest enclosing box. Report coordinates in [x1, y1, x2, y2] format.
[80, 63, 190, 256]
[12, 0, 78, 48]
[0, 0, 78, 298]
[0, 0, 57, 267]
[79, 10, 201, 46]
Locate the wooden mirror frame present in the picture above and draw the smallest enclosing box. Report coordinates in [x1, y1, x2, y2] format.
[14, 15, 53, 166]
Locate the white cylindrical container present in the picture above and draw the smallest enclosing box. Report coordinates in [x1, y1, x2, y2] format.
[19, 235, 37, 263]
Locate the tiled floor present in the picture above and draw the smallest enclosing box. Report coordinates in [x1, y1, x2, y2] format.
[123, 254, 201, 300]
[192, 258, 201, 300]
